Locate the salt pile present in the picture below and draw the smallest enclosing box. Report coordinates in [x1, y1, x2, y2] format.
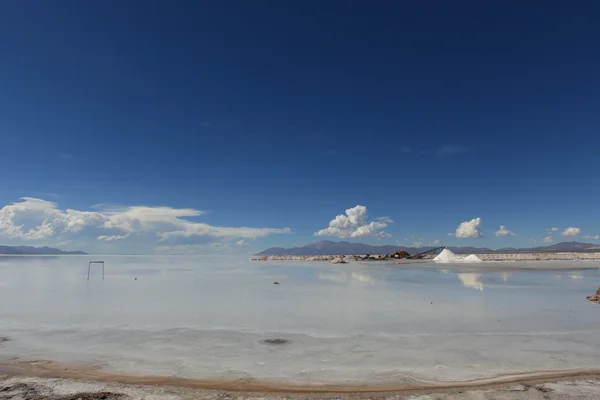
[462, 254, 483, 263]
[433, 248, 459, 262]
[433, 248, 482, 263]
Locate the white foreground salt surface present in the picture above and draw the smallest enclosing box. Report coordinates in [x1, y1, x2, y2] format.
[0, 255, 599, 386]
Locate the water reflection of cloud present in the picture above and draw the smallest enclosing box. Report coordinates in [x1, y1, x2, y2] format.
[457, 273, 484, 291]
[318, 271, 376, 286]
[553, 272, 585, 281]
[501, 272, 510, 282]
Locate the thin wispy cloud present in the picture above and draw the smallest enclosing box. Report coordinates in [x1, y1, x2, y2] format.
[437, 144, 470, 156]
[412, 239, 440, 248]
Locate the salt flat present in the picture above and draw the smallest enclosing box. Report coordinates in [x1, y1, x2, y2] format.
[0, 255, 599, 388]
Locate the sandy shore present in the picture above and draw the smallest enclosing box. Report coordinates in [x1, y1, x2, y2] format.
[2, 360, 600, 399]
[2, 373, 600, 400]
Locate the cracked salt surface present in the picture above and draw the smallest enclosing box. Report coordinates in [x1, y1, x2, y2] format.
[0, 255, 599, 385]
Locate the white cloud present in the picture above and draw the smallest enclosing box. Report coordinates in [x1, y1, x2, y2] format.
[0, 197, 291, 249]
[495, 225, 516, 237]
[0, 198, 105, 240]
[550, 227, 559, 232]
[314, 205, 392, 239]
[561, 227, 581, 236]
[97, 234, 130, 241]
[447, 232, 454, 236]
[583, 234, 600, 240]
[455, 217, 483, 239]
[543, 236, 554, 243]
[235, 239, 251, 246]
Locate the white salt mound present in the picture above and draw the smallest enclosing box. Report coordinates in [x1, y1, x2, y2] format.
[433, 248, 459, 262]
[433, 248, 482, 263]
[462, 254, 482, 263]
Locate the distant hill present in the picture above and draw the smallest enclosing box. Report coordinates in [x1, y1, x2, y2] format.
[497, 241, 600, 253]
[256, 240, 600, 256]
[256, 241, 402, 256]
[0, 245, 87, 255]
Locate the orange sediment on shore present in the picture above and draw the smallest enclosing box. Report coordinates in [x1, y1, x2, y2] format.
[2, 359, 600, 394]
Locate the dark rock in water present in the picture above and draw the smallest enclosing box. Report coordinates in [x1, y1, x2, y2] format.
[0, 336, 9, 343]
[260, 338, 290, 345]
[587, 287, 600, 303]
[273, 281, 279, 284]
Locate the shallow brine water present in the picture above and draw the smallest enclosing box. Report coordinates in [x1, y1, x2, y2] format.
[0, 255, 599, 385]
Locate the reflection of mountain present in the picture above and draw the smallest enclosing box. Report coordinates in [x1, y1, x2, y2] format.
[569, 273, 584, 280]
[457, 273, 484, 291]
[553, 272, 585, 281]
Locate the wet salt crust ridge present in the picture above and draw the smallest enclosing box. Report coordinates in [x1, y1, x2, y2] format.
[0, 255, 599, 387]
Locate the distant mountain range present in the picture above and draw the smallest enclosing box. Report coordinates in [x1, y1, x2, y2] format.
[0, 245, 87, 255]
[256, 240, 600, 256]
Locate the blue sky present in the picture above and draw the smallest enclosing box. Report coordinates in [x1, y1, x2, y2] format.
[1, 1, 599, 253]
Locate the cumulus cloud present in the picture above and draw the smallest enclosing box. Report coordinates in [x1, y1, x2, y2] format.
[583, 234, 600, 240]
[314, 205, 392, 239]
[561, 227, 581, 236]
[0, 198, 105, 240]
[235, 239, 251, 246]
[495, 225, 516, 237]
[455, 218, 483, 239]
[543, 236, 554, 243]
[0, 197, 291, 248]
